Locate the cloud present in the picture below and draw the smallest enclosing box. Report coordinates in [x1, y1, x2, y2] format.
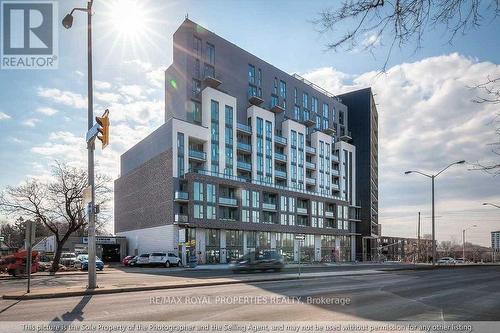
[35, 107, 58, 116]
[22, 118, 40, 127]
[95, 80, 112, 90]
[119, 84, 145, 100]
[0, 111, 11, 120]
[37, 87, 87, 109]
[303, 53, 500, 246]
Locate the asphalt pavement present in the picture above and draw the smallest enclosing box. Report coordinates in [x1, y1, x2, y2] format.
[1, 266, 499, 321]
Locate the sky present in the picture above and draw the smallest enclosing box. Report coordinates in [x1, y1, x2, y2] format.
[0, 0, 499, 247]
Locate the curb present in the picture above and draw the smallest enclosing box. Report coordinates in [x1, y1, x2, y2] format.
[2, 270, 387, 300]
[379, 263, 500, 272]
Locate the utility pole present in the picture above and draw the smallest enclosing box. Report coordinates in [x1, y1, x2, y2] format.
[417, 212, 421, 263]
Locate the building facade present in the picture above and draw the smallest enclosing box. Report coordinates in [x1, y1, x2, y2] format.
[115, 19, 377, 264]
[338, 88, 379, 260]
[492, 231, 500, 250]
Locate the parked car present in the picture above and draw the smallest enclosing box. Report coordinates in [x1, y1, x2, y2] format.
[437, 257, 456, 265]
[134, 253, 150, 266]
[122, 255, 135, 266]
[59, 252, 77, 267]
[230, 250, 284, 272]
[78, 255, 104, 271]
[149, 252, 182, 267]
[73, 254, 89, 269]
[127, 256, 139, 267]
[455, 258, 465, 264]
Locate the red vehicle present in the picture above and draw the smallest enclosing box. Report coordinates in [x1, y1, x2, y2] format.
[122, 255, 135, 266]
[0, 250, 39, 276]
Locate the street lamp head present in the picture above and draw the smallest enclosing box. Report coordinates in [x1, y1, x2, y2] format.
[62, 13, 74, 29]
[404, 171, 412, 175]
[456, 160, 466, 165]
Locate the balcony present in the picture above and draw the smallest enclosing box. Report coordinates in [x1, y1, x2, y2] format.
[270, 104, 285, 113]
[174, 191, 189, 202]
[203, 75, 222, 88]
[305, 146, 316, 155]
[262, 203, 277, 211]
[174, 214, 188, 224]
[236, 123, 252, 135]
[323, 125, 336, 136]
[297, 207, 308, 215]
[188, 149, 206, 161]
[275, 152, 287, 162]
[237, 160, 252, 171]
[325, 211, 335, 218]
[305, 161, 316, 170]
[237, 142, 251, 152]
[219, 197, 238, 206]
[306, 177, 316, 185]
[275, 135, 287, 146]
[248, 94, 264, 106]
[275, 170, 287, 179]
[331, 154, 339, 162]
[331, 169, 340, 177]
[332, 183, 340, 191]
[302, 113, 315, 126]
[225, 137, 233, 146]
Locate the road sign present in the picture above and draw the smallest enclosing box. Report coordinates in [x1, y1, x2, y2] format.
[0, 236, 4, 242]
[83, 185, 92, 205]
[295, 234, 305, 240]
[86, 122, 100, 142]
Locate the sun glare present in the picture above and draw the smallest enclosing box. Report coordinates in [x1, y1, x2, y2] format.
[108, 0, 148, 39]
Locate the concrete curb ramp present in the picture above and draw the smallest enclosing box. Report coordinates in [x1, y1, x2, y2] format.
[2, 270, 384, 300]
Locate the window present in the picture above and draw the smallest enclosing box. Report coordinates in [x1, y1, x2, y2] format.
[294, 88, 298, 104]
[207, 184, 216, 203]
[193, 36, 201, 58]
[271, 95, 278, 107]
[273, 77, 278, 95]
[242, 189, 250, 207]
[256, 118, 263, 136]
[294, 106, 300, 121]
[194, 182, 204, 201]
[193, 59, 200, 78]
[312, 201, 317, 215]
[177, 156, 184, 177]
[194, 204, 204, 219]
[248, 84, 257, 97]
[288, 215, 295, 226]
[204, 64, 215, 78]
[252, 211, 260, 223]
[280, 196, 288, 211]
[322, 103, 329, 118]
[242, 209, 250, 222]
[316, 115, 321, 129]
[192, 79, 201, 95]
[248, 64, 255, 84]
[177, 133, 184, 154]
[280, 213, 287, 225]
[206, 205, 216, 219]
[279, 80, 287, 98]
[303, 92, 308, 109]
[288, 197, 295, 212]
[189, 101, 201, 124]
[252, 191, 260, 208]
[258, 69, 262, 86]
[206, 43, 215, 65]
[312, 97, 318, 113]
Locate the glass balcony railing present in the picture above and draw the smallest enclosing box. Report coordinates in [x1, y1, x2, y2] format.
[332, 183, 340, 190]
[219, 197, 237, 206]
[174, 191, 189, 201]
[187, 168, 345, 201]
[275, 152, 287, 162]
[262, 203, 277, 211]
[225, 137, 233, 146]
[331, 154, 339, 162]
[306, 161, 316, 169]
[331, 169, 339, 176]
[325, 211, 335, 218]
[237, 142, 251, 152]
[174, 214, 188, 223]
[275, 170, 287, 178]
[237, 160, 252, 171]
[236, 123, 252, 134]
[188, 149, 206, 161]
[274, 135, 287, 146]
[306, 146, 316, 154]
[306, 177, 316, 185]
[297, 207, 308, 215]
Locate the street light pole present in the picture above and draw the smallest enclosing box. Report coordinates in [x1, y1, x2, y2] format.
[462, 225, 477, 262]
[405, 160, 465, 266]
[86, 0, 96, 290]
[63, 0, 96, 289]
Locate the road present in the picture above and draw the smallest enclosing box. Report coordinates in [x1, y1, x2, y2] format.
[1, 266, 499, 321]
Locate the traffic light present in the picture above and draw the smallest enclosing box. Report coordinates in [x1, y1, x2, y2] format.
[95, 109, 109, 149]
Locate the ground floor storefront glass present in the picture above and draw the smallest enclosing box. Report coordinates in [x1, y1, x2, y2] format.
[321, 235, 336, 262]
[276, 233, 294, 262]
[226, 230, 243, 261]
[339, 235, 352, 262]
[301, 234, 315, 263]
[205, 229, 220, 264]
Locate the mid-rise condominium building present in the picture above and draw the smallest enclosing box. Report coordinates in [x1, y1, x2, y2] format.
[114, 19, 378, 264]
[492, 231, 500, 250]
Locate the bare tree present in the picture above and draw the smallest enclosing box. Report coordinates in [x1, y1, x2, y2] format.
[315, 0, 500, 70]
[0, 162, 111, 272]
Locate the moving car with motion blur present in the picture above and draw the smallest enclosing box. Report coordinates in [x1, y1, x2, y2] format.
[437, 257, 456, 265]
[230, 250, 284, 273]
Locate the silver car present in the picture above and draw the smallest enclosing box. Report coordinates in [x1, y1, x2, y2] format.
[133, 253, 150, 266]
[437, 257, 456, 265]
[149, 252, 181, 267]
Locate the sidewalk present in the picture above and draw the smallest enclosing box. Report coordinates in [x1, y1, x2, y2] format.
[2, 269, 385, 300]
